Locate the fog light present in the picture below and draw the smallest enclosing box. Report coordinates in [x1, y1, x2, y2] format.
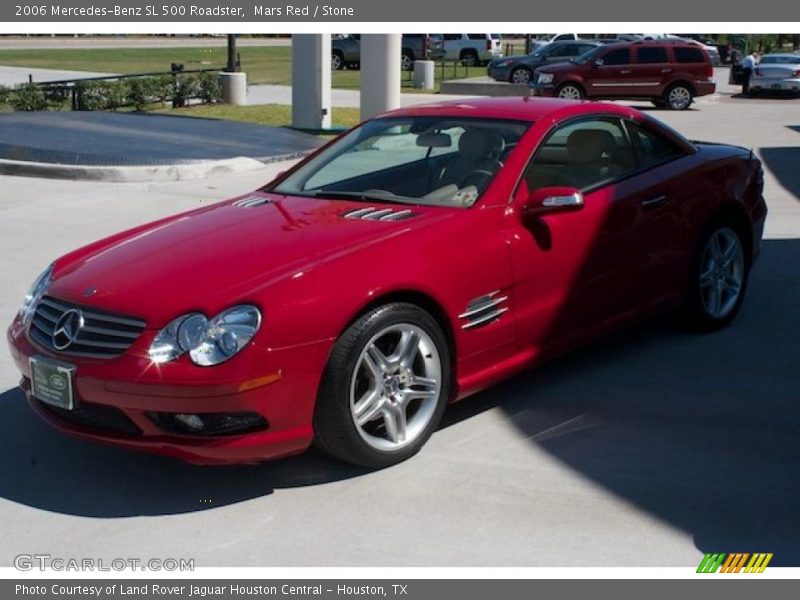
[149, 411, 268, 437]
[174, 414, 205, 432]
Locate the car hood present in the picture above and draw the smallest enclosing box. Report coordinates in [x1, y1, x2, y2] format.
[535, 61, 579, 74]
[48, 192, 450, 326]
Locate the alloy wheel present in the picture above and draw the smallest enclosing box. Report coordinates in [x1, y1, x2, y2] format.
[349, 324, 442, 451]
[331, 54, 343, 70]
[511, 68, 532, 84]
[557, 85, 583, 100]
[667, 86, 692, 110]
[699, 228, 745, 319]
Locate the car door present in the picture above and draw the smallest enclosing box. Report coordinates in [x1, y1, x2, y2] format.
[622, 118, 697, 299]
[587, 47, 634, 96]
[506, 115, 671, 353]
[631, 45, 671, 95]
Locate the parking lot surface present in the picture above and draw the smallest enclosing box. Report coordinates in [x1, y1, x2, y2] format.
[0, 92, 798, 567]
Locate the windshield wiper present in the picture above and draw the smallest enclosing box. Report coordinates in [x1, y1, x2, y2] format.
[305, 190, 415, 205]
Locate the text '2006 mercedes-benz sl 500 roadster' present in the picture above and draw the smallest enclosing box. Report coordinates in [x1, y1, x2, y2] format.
[7, 97, 766, 468]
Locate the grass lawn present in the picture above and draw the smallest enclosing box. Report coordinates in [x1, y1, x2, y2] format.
[156, 103, 363, 130]
[0, 46, 489, 92]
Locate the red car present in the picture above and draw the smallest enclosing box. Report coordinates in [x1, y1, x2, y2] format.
[531, 40, 717, 110]
[7, 98, 766, 468]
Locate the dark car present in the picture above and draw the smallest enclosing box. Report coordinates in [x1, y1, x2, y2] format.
[487, 40, 602, 84]
[531, 40, 716, 109]
[332, 34, 444, 71]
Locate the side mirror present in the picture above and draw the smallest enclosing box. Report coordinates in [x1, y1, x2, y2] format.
[594, 58, 604, 67]
[522, 186, 584, 217]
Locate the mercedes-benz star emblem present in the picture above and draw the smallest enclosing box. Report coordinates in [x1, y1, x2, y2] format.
[52, 309, 84, 351]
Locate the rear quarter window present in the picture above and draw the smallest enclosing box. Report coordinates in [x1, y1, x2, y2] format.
[674, 47, 706, 63]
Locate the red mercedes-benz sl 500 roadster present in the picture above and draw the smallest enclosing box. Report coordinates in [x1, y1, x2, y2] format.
[7, 97, 766, 467]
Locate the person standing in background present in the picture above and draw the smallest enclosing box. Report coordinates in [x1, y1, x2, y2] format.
[741, 51, 759, 95]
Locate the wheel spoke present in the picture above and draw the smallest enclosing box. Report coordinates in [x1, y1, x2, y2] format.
[711, 233, 723, 262]
[366, 343, 390, 374]
[381, 405, 407, 444]
[722, 240, 739, 267]
[354, 389, 384, 426]
[700, 263, 716, 288]
[394, 330, 420, 369]
[724, 274, 741, 295]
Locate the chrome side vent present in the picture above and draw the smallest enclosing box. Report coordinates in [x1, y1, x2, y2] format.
[459, 291, 509, 330]
[343, 207, 415, 221]
[233, 196, 272, 208]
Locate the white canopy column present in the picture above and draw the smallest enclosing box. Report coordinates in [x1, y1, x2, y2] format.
[291, 34, 332, 130]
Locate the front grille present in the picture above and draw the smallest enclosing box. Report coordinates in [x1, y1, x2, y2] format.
[36, 399, 142, 436]
[29, 296, 146, 359]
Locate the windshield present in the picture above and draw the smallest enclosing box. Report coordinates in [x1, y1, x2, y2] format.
[271, 116, 531, 208]
[760, 55, 800, 64]
[572, 45, 605, 64]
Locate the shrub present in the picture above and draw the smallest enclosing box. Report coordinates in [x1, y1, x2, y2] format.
[196, 72, 222, 104]
[0, 84, 12, 106]
[10, 82, 48, 111]
[125, 77, 157, 111]
[75, 80, 127, 111]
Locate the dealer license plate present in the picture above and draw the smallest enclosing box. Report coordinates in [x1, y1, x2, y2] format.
[30, 356, 75, 410]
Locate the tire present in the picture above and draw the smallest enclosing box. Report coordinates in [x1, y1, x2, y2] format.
[681, 220, 749, 331]
[331, 51, 344, 71]
[510, 66, 533, 85]
[401, 51, 414, 71]
[556, 83, 585, 100]
[460, 50, 479, 67]
[664, 83, 694, 110]
[314, 303, 451, 468]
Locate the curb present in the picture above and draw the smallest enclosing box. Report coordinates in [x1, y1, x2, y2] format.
[0, 156, 273, 183]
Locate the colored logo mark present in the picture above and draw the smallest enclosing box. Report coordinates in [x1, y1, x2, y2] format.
[697, 553, 773, 573]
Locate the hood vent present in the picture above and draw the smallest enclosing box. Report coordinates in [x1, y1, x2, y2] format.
[233, 196, 272, 208]
[343, 207, 416, 221]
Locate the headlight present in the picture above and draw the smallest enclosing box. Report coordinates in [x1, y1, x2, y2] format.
[18, 264, 54, 326]
[538, 73, 554, 84]
[149, 305, 262, 367]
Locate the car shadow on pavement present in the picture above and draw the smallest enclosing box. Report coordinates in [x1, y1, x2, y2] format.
[0, 387, 367, 517]
[759, 146, 800, 202]
[0, 241, 797, 564]
[440, 238, 800, 565]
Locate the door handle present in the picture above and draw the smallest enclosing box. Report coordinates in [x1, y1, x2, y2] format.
[641, 195, 668, 209]
[661, 68, 673, 73]
[620, 69, 632, 74]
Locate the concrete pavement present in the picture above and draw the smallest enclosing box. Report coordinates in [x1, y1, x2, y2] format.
[0, 65, 115, 87]
[0, 93, 798, 567]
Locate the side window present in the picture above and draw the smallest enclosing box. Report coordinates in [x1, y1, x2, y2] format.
[637, 46, 668, 64]
[548, 44, 573, 58]
[523, 118, 637, 191]
[600, 48, 631, 66]
[625, 122, 684, 169]
[443, 34, 460, 41]
[674, 46, 705, 63]
[467, 34, 486, 40]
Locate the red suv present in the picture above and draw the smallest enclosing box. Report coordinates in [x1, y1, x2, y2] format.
[531, 40, 716, 110]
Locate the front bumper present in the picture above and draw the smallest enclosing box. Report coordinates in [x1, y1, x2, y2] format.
[487, 64, 513, 81]
[7, 318, 332, 465]
[529, 83, 556, 97]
